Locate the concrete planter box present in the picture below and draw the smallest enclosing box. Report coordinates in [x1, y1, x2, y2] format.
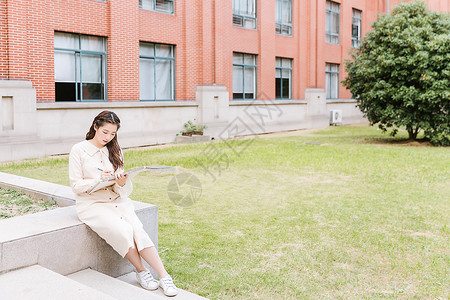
[175, 135, 211, 144]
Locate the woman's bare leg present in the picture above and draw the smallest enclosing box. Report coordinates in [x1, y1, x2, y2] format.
[139, 246, 168, 278]
[125, 242, 146, 273]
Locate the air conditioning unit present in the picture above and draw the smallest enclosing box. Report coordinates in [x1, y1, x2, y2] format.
[329, 109, 343, 125]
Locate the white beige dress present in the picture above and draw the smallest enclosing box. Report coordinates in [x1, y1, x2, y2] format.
[69, 140, 154, 257]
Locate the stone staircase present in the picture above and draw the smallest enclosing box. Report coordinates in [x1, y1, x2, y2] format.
[0, 265, 207, 299]
[0, 172, 208, 299]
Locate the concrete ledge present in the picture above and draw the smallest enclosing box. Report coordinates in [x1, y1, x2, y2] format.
[0, 171, 75, 207]
[0, 173, 158, 278]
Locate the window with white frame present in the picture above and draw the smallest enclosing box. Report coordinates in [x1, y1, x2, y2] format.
[352, 9, 362, 48]
[233, 53, 256, 100]
[233, 0, 256, 29]
[275, 57, 292, 99]
[139, 42, 175, 101]
[325, 1, 340, 44]
[325, 63, 339, 99]
[54, 32, 106, 102]
[140, 0, 174, 14]
[275, 0, 292, 36]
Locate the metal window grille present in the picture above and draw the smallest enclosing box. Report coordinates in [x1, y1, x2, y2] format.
[325, 0, 340, 44]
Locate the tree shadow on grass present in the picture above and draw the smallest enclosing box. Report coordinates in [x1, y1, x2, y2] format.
[359, 137, 433, 147]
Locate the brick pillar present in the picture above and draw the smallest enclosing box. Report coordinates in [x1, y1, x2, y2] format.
[306, 0, 318, 88]
[213, 0, 233, 93]
[184, 0, 202, 100]
[28, 0, 53, 102]
[258, 0, 276, 100]
[200, 0, 213, 84]
[107, 0, 139, 101]
[6, 0, 28, 79]
[0, 0, 8, 77]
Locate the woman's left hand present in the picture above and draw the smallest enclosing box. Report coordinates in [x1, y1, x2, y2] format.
[114, 173, 128, 187]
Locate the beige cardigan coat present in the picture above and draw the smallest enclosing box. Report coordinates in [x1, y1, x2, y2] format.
[69, 140, 154, 257]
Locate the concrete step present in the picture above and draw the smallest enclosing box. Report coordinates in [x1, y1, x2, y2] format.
[0, 265, 115, 300]
[67, 269, 192, 300]
[117, 271, 209, 300]
[68, 268, 165, 300]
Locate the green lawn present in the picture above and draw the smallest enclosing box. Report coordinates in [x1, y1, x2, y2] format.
[0, 125, 448, 299]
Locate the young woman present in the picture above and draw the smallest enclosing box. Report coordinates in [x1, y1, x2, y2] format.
[69, 110, 178, 297]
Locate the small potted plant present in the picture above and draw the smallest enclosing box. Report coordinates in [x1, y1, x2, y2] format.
[180, 120, 207, 136]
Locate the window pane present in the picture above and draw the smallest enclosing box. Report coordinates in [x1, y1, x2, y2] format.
[244, 54, 255, 65]
[275, 68, 281, 78]
[155, 60, 172, 99]
[281, 0, 291, 24]
[81, 54, 103, 100]
[332, 2, 339, 11]
[276, 58, 282, 68]
[275, 78, 281, 98]
[155, 44, 172, 57]
[54, 32, 78, 49]
[325, 72, 330, 98]
[141, 0, 152, 10]
[233, 65, 243, 94]
[81, 54, 102, 83]
[332, 13, 339, 35]
[140, 43, 155, 57]
[326, 12, 330, 34]
[283, 58, 292, 68]
[244, 18, 256, 29]
[276, 0, 281, 23]
[81, 35, 104, 52]
[55, 83, 76, 101]
[244, 67, 255, 97]
[352, 24, 358, 37]
[282, 78, 290, 98]
[155, 0, 173, 13]
[140, 58, 155, 100]
[55, 51, 75, 81]
[331, 73, 339, 98]
[82, 83, 103, 100]
[233, 53, 243, 65]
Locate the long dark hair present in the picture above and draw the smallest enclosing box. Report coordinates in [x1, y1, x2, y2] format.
[86, 111, 123, 172]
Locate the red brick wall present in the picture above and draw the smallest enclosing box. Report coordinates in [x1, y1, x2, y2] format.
[0, 0, 8, 78]
[1, 0, 448, 103]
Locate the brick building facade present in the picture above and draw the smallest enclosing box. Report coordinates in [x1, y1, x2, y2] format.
[0, 0, 448, 162]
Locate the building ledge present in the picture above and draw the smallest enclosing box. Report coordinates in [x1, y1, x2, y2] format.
[326, 99, 358, 104]
[230, 99, 307, 106]
[37, 101, 198, 110]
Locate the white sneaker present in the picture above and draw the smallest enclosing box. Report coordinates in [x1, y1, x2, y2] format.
[159, 274, 178, 297]
[136, 270, 159, 290]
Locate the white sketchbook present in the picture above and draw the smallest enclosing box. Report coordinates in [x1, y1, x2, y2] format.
[87, 165, 176, 194]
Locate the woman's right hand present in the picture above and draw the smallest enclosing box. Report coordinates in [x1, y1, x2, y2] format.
[100, 170, 113, 180]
